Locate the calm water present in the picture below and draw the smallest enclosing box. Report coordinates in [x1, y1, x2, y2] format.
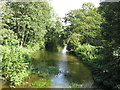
[1, 49, 95, 88]
[31, 49, 94, 88]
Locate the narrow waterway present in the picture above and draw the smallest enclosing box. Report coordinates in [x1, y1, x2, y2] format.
[1, 46, 96, 88]
[50, 45, 93, 88]
[30, 45, 94, 88]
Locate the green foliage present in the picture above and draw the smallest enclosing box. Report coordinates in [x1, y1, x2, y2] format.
[31, 57, 59, 77]
[1, 1, 119, 89]
[63, 2, 103, 50]
[75, 44, 103, 63]
[36, 66, 58, 76]
[1, 45, 33, 86]
[31, 66, 58, 88]
[92, 2, 120, 89]
[69, 82, 81, 88]
[99, 2, 120, 45]
[3, 2, 54, 47]
[45, 17, 63, 51]
[0, 29, 19, 46]
[67, 33, 84, 50]
[32, 78, 51, 88]
[1, 1, 61, 87]
[63, 2, 120, 89]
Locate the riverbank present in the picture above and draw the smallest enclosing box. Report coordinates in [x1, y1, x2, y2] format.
[1, 50, 97, 88]
[69, 44, 120, 90]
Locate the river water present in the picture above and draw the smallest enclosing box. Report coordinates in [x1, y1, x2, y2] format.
[1, 47, 96, 88]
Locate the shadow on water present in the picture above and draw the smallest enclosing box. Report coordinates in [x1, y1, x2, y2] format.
[1, 48, 95, 88]
[30, 48, 95, 88]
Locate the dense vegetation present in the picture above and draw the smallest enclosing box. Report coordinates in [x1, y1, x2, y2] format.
[0, 1, 62, 87]
[0, 1, 120, 89]
[63, 2, 120, 89]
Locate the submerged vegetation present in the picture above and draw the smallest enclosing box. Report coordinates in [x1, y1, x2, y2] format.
[0, 1, 120, 89]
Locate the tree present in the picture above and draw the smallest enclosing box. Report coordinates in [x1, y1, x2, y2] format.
[3, 2, 53, 48]
[1, 1, 63, 86]
[95, 2, 120, 89]
[0, 1, 19, 46]
[45, 17, 63, 51]
[63, 3, 103, 50]
[99, 2, 120, 48]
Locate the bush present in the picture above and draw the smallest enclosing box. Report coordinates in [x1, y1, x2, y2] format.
[75, 44, 103, 63]
[75, 44, 120, 89]
[1, 45, 33, 86]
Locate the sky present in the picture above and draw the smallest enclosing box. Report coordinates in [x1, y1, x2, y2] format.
[50, 0, 100, 18]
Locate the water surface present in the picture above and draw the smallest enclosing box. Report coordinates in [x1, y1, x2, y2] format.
[31, 50, 94, 88]
[1, 49, 95, 88]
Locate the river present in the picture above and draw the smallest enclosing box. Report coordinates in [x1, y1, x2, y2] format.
[1, 46, 96, 88]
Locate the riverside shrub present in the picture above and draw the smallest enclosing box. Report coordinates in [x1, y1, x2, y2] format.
[1, 45, 32, 86]
[75, 44, 103, 63]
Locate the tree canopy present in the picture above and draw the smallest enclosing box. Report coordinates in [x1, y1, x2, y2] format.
[63, 3, 103, 50]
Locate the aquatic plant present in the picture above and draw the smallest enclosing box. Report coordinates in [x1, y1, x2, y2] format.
[32, 78, 51, 88]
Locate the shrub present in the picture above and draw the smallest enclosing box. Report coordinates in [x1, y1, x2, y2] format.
[75, 44, 103, 63]
[1, 45, 32, 86]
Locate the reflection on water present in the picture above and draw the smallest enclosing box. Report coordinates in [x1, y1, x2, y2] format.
[52, 73, 69, 87]
[35, 49, 94, 88]
[51, 53, 94, 88]
[52, 47, 70, 87]
[1, 49, 95, 88]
